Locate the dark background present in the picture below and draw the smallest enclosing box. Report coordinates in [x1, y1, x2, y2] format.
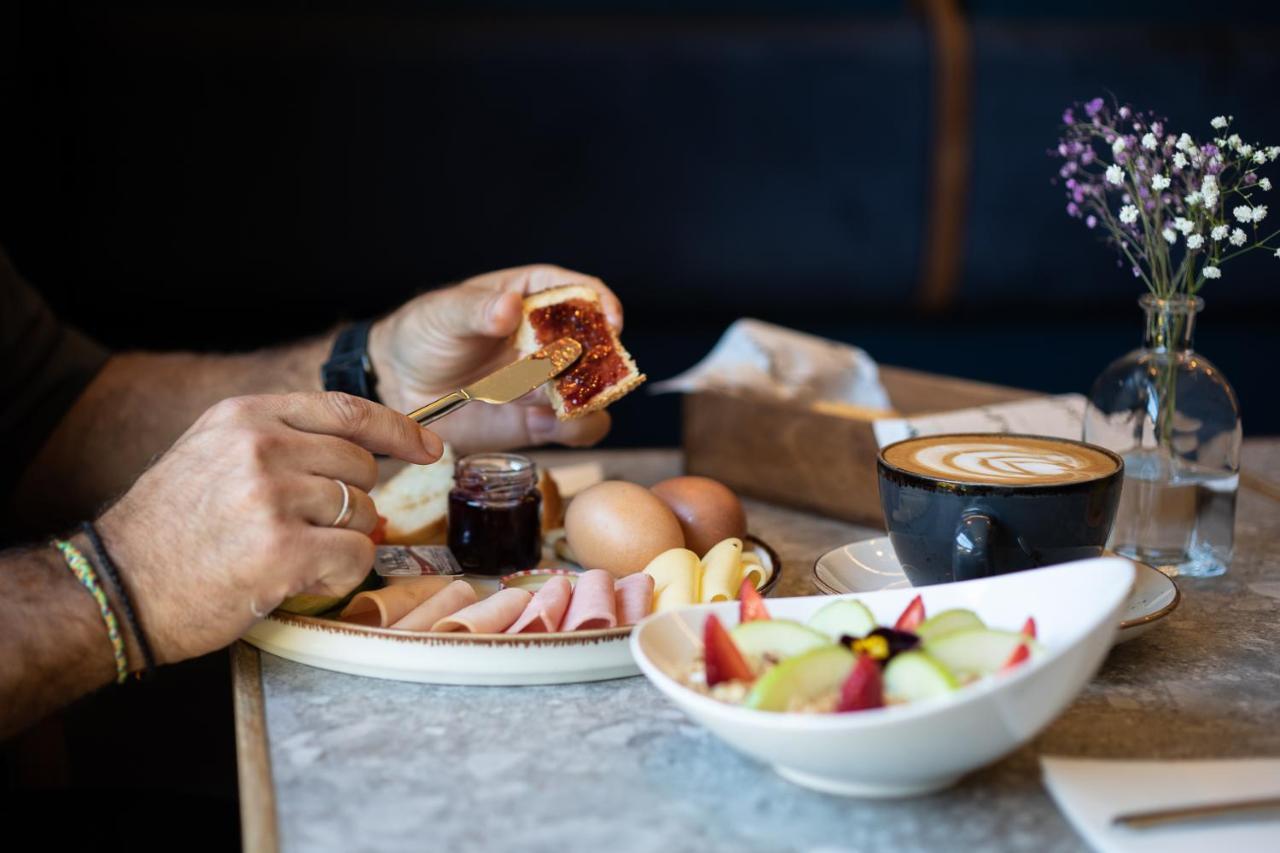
[5, 1, 1279, 446]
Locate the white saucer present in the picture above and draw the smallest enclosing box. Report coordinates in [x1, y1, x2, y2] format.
[813, 536, 1179, 645]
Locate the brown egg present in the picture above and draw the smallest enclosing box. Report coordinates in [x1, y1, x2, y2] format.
[565, 481, 685, 577]
[650, 476, 747, 556]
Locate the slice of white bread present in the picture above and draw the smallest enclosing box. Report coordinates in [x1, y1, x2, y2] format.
[371, 444, 456, 545]
[515, 284, 646, 420]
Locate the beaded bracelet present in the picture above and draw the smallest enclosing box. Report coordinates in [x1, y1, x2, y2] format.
[53, 537, 130, 684]
[82, 521, 156, 680]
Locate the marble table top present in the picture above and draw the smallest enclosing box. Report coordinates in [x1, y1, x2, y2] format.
[244, 441, 1280, 853]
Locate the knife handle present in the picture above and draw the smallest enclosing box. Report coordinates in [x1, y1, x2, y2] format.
[407, 390, 472, 426]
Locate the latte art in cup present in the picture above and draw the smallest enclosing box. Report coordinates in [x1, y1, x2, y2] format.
[882, 435, 1120, 486]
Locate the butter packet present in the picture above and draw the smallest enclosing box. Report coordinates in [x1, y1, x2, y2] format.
[374, 545, 464, 578]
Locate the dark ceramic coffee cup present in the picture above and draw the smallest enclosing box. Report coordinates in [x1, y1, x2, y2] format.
[876, 433, 1124, 586]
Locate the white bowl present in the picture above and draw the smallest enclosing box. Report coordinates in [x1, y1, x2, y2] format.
[630, 557, 1134, 798]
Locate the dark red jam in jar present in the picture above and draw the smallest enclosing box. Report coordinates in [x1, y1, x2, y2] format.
[447, 453, 542, 576]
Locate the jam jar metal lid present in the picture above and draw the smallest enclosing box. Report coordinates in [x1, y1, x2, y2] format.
[453, 453, 538, 504]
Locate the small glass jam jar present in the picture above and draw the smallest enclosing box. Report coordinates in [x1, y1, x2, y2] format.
[447, 453, 542, 576]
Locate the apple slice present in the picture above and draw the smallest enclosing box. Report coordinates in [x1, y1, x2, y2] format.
[739, 578, 771, 623]
[704, 614, 753, 686]
[836, 654, 884, 712]
[730, 619, 830, 667]
[1021, 617, 1037, 639]
[743, 645, 854, 712]
[894, 595, 925, 632]
[883, 650, 959, 703]
[914, 608, 985, 642]
[924, 629, 1045, 679]
[807, 599, 876, 640]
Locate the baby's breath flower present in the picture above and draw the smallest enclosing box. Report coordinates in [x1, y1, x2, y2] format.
[1112, 137, 1127, 155]
[1176, 133, 1195, 152]
[1239, 144, 1254, 158]
[1172, 152, 1188, 170]
[1255, 205, 1269, 223]
[1229, 228, 1247, 247]
[1174, 217, 1195, 235]
[1210, 116, 1229, 129]
[1233, 205, 1254, 223]
[1119, 204, 1139, 224]
[1256, 151, 1269, 165]
[1163, 227, 1177, 244]
[1274, 248, 1280, 259]
[1185, 192, 1203, 207]
[1226, 133, 1242, 150]
[1186, 233, 1205, 249]
[1268, 146, 1280, 161]
[1141, 132, 1158, 151]
[1202, 265, 1221, 279]
[1211, 225, 1230, 241]
[1151, 174, 1171, 191]
[1261, 177, 1273, 191]
[1105, 164, 1125, 186]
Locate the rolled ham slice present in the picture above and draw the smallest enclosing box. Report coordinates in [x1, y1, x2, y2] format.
[431, 588, 532, 633]
[505, 576, 573, 634]
[390, 580, 478, 632]
[614, 572, 654, 626]
[339, 576, 456, 627]
[559, 569, 618, 631]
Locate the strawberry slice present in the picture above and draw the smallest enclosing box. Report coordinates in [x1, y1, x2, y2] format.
[1000, 642, 1031, 672]
[894, 595, 925, 632]
[1021, 617, 1037, 639]
[704, 614, 753, 686]
[836, 654, 884, 712]
[738, 578, 771, 623]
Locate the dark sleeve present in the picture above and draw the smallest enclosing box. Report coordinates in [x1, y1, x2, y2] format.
[0, 249, 111, 500]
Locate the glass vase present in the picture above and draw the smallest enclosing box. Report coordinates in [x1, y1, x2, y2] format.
[1083, 295, 1241, 577]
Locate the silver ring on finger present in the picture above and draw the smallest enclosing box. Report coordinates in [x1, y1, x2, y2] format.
[330, 478, 355, 529]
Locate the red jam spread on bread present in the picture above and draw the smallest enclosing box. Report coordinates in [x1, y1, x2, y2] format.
[529, 299, 628, 411]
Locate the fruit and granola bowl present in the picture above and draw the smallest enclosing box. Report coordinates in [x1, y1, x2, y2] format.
[630, 557, 1134, 798]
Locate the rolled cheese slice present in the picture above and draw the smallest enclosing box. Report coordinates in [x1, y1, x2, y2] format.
[700, 538, 744, 603]
[739, 552, 765, 590]
[339, 576, 457, 627]
[431, 588, 532, 633]
[506, 576, 573, 634]
[614, 572, 655, 626]
[390, 580, 478, 632]
[560, 569, 618, 631]
[643, 548, 700, 612]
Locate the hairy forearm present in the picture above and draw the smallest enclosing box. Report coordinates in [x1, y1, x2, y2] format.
[0, 533, 145, 738]
[14, 335, 333, 531]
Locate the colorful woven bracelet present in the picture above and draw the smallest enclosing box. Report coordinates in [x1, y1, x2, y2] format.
[53, 537, 130, 684]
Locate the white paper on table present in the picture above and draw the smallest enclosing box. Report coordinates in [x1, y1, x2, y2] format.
[1041, 756, 1280, 853]
[649, 318, 891, 410]
[872, 393, 1088, 447]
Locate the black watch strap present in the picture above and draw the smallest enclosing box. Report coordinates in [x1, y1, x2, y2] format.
[322, 320, 381, 402]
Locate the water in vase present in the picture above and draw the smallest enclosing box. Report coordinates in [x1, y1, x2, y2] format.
[1110, 449, 1236, 577]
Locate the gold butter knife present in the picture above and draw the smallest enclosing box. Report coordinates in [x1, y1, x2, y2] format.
[407, 337, 582, 426]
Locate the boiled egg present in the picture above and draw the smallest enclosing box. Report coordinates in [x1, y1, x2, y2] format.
[649, 476, 747, 556]
[565, 481, 685, 577]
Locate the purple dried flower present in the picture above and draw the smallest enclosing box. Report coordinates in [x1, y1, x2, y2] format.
[1119, 106, 1131, 119]
[1067, 202, 1081, 217]
[1245, 172, 1258, 186]
[1086, 215, 1097, 229]
[1081, 149, 1095, 164]
[1086, 98, 1105, 117]
[1062, 108, 1075, 125]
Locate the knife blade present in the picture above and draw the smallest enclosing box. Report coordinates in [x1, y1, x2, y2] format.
[407, 337, 582, 426]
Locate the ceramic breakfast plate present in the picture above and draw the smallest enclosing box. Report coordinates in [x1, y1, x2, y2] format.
[812, 536, 1178, 645]
[242, 535, 781, 686]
